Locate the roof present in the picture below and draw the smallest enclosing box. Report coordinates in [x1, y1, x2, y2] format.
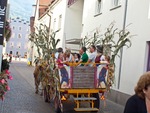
[39, 0, 52, 8]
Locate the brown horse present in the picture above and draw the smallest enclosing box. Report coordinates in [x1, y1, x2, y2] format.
[33, 64, 47, 94]
[33, 62, 55, 96]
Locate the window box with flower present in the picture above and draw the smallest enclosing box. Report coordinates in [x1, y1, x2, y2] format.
[0, 70, 13, 100]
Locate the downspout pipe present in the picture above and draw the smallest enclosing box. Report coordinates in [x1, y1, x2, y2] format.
[46, 12, 51, 31]
[118, 0, 128, 89]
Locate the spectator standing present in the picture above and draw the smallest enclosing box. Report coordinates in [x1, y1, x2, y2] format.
[9, 54, 12, 63]
[124, 71, 150, 113]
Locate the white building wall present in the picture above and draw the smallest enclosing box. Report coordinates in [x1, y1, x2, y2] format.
[119, 0, 150, 95]
[64, 0, 84, 50]
[49, 0, 84, 51]
[34, 0, 40, 28]
[82, 0, 124, 37]
[31, 0, 40, 61]
[50, 0, 68, 48]
[39, 14, 50, 27]
[82, 0, 150, 95]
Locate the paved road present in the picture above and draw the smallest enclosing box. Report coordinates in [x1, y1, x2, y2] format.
[0, 60, 124, 113]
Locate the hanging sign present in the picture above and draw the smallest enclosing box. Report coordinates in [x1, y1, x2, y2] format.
[0, 0, 8, 45]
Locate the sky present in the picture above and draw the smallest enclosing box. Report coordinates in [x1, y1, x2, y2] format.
[9, 0, 36, 21]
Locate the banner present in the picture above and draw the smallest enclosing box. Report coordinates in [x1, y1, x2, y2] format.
[96, 65, 108, 88]
[58, 66, 71, 89]
[58, 65, 108, 89]
[0, 0, 8, 45]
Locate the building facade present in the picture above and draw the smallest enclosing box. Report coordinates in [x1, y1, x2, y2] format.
[49, 0, 83, 51]
[35, 0, 83, 52]
[28, 0, 53, 63]
[82, 0, 150, 94]
[6, 18, 30, 57]
[80, 0, 150, 105]
[31, 0, 150, 105]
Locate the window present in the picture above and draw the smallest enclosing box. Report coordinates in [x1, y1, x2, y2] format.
[112, 0, 121, 7]
[10, 51, 12, 54]
[12, 26, 15, 30]
[18, 34, 22, 38]
[58, 15, 62, 30]
[19, 27, 21, 30]
[95, 0, 102, 15]
[16, 51, 19, 55]
[53, 18, 56, 31]
[11, 42, 13, 46]
[81, 24, 84, 33]
[12, 33, 15, 38]
[10, 42, 14, 48]
[17, 43, 21, 49]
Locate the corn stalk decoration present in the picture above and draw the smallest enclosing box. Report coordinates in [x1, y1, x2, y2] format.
[80, 22, 133, 89]
[29, 24, 60, 60]
[29, 23, 61, 100]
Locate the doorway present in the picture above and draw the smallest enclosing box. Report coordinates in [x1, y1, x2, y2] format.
[10, 51, 12, 54]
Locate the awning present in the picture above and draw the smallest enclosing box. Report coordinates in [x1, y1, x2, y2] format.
[66, 38, 82, 45]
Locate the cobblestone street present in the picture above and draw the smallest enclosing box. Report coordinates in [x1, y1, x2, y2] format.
[0, 61, 55, 113]
[0, 60, 124, 113]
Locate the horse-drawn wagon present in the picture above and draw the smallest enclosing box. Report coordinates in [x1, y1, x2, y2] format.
[50, 63, 110, 113]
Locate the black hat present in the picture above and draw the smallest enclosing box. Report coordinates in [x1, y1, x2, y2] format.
[96, 45, 103, 53]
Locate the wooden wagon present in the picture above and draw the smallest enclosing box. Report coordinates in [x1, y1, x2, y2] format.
[52, 64, 109, 113]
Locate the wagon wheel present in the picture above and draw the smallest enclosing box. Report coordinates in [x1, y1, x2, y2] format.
[90, 93, 100, 113]
[49, 85, 55, 101]
[43, 85, 50, 102]
[54, 93, 64, 113]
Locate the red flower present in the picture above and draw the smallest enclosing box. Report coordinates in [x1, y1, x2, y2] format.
[5, 70, 10, 75]
[0, 79, 5, 84]
[8, 75, 13, 80]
